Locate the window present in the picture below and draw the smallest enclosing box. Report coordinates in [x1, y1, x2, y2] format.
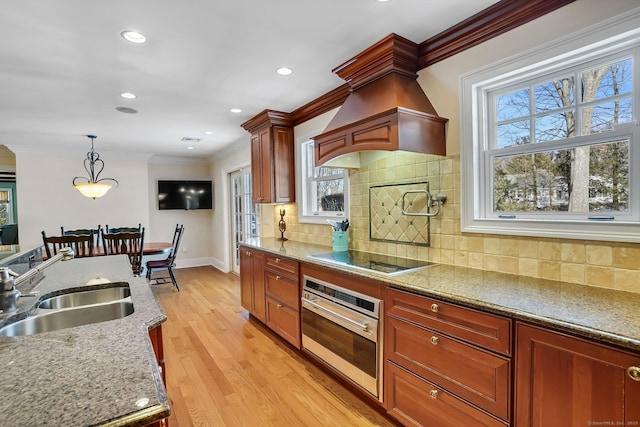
[0, 188, 14, 225]
[298, 138, 349, 223]
[461, 16, 640, 242]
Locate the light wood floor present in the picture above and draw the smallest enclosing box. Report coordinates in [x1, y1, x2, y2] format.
[151, 266, 397, 427]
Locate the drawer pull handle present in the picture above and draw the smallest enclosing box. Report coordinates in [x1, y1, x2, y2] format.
[276, 275, 281, 280]
[429, 389, 439, 399]
[628, 366, 640, 381]
[431, 303, 439, 313]
[430, 336, 439, 345]
[276, 303, 283, 309]
[275, 258, 281, 263]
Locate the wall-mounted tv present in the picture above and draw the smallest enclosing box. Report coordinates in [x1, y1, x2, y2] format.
[157, 180, 213, 210]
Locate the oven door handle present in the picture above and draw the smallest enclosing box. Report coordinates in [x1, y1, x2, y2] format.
[302, 297, 372, 334]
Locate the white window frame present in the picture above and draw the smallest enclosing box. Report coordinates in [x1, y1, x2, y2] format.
[461, 9, 640, 243]
[296, 131, 349, 224]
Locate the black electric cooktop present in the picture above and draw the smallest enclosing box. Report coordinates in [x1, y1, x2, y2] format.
[309, 250, 434, 276]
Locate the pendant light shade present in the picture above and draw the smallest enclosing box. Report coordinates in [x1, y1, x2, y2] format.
[72, 135, 119, 199]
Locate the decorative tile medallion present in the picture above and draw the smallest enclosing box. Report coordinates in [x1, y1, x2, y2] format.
[369, 181, 431, 246]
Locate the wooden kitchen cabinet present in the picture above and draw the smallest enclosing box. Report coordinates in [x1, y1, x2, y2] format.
[515, 322, 640, 427]
[147, 324, 168, 427]
[264, 253, 300, 348]
[239, 247, 266, 322]
[386, 288, 512, 426]
[242, 110, 294, 203]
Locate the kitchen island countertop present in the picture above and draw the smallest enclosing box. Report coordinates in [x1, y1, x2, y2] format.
[0, 255, 168, 426]
[242, 237, 640, 353]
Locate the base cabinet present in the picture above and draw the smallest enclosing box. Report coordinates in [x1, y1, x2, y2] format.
[239, 248, 266, 322]
[264, 253, 300, 348]
[240, 247, 300, 347]
[147, 324, 168, 427]
[515, 322, 640, 427]
[386, 288, 512, 426]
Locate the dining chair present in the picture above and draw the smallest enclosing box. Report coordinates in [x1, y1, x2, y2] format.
[146, 224, 184, 291]
[41, 230, 94, 258]
[101, 227, 145, 275]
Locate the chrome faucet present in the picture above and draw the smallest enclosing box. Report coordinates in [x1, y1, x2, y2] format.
[0, 247, 75, 315]
[0, 267, 20, 314]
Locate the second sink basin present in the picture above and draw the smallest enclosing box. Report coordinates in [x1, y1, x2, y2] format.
[0, 300, 134, 336]
[38, 285, 131, 309]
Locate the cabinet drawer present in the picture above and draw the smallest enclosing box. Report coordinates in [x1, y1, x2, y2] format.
[387, 316, 511, 420]
[265, 254, 299, 277]
[387, 288, 511, 355]
[266, 296, 300, 349]
[387, 362, 506, 427]
[265, 270, 299, 309]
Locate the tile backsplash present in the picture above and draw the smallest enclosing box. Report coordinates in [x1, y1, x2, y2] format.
[272, 152, 640, 294]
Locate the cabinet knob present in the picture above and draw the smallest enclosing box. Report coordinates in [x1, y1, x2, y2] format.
[276, 275, 281, 280]
[275, 258, 281, 263]
[246, 250, 251, 256]
[429, 389, 439, 399]
[628, 366, 640, 381]
[276, 303, 283, 309]
[430, 336, 439, 345]
[431, 303, 439, 313]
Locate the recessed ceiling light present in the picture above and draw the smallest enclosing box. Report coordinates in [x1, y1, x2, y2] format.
[376, 0, 391, 2]
[120, 92, 137, 99]
[187, 146, 195, 150]
[203, 131, 214, 135]
[230, 108, 242, 113]
[115, 106, 138, 114]
[121, 30, 147, 44]
[276, 67, 293, 76]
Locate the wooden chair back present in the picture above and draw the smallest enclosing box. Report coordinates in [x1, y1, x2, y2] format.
[167, 224, 185, 265]
[61, 225, 101, 248]
[42, 231, 94, 258]
[105, 223, 142, 234]
[101, 228, 145, 275]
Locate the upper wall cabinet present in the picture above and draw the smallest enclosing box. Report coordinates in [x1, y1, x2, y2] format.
[242, 110, 295, 204]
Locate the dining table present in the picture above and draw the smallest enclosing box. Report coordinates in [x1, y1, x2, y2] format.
[89, 242, 173, 257]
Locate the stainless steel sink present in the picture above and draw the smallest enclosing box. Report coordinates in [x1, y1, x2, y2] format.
[0, 300, 134, 336]
[38, 286, 131, 309]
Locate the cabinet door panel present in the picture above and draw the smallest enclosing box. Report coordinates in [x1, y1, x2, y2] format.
[387, 362, 506, 427]
[265, 270, 299, 309]
[266, 296, 300, 348]
[239, 248, 252, 312]
[251, 251, 266, 322]
[515, 323, 640, 427]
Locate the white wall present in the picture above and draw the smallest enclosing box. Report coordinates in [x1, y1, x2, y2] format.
[147, 156, 213, 268]
[209, 140, 251, 272]
[12, 148, 151, 249]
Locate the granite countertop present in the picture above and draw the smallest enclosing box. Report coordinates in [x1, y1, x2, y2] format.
[242, 237, 640, 353]
[0, 255, 169, 426]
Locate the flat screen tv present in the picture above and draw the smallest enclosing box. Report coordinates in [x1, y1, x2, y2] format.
[158, 180, 213, 210]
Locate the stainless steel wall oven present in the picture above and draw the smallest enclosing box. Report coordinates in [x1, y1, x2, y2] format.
[301, 275, 383, 401]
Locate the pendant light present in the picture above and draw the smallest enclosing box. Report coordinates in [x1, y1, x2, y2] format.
[72, 135, 119, 199]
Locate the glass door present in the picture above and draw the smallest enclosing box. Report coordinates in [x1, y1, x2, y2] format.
[230, 167, 260, 274]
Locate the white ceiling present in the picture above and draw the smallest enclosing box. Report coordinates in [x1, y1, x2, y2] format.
[0, 0, 499, 159]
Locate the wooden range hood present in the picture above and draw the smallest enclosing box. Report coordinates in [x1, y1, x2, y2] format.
[313, 33, 448, 168]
